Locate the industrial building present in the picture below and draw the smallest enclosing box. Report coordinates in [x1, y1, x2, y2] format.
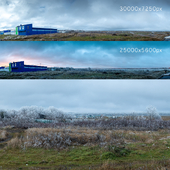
[0, 24, 58, 36]
[9, 61, 47, 72]
[16, 24, 58, 35]
[0, 30, 15, 35]
[0, 67, 9, 72]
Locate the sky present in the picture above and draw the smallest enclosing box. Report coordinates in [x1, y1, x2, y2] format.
[0, 80, 169, 113]
[0, 41, 169, 68]
[0, 0, 170, 31]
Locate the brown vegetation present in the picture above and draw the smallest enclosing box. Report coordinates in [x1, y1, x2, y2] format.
[0, 31, 169, 41]
[6, 127, 170, 150]
[0, 130, 8, 141]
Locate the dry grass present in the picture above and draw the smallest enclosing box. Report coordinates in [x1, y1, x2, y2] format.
[0, 130, 8, 141]
[99, 160, 170, 170]
[2, 125, 15, 129]
[24, 128, 101, 148]
[7, 137, 22, 148]
[6, 127, 170, 150]
[162, 116, 170, 121]
[99, 160, 113, 170]
[1, 31, 169, 41]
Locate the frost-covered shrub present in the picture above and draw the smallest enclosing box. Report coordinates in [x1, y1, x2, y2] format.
[44, 106, 65, 121]
[25, 131, 71, 149]
[0, 106, 168, 131]
[121, 113, 146, 121]
[146, 106, 162, 120]
[14, 128, 115, 149]
[0, 106, 66, 128]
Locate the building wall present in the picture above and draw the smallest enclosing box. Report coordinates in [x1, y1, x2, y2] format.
[10, 61, 47, 72]
[1, 24, 57, 35]
[17, 24, 57, 35]
[0, 67, 9, 72]
[17, 24, 33, 35]
[4, 29, 16, 35]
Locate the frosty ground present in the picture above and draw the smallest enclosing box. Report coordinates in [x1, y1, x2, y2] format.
[1, 107, 170, 169]
[0, 69, 168, 79]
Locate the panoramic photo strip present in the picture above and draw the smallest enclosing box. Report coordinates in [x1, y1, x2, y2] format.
[0, 41, 170, 79]
[0, 80, 170, 169]
[0, 0, 170, 41]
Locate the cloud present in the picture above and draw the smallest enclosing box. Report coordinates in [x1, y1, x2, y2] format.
[0, 42, 169, 68]
[0, 0, 170, 30]
[0, 80, 170, 113]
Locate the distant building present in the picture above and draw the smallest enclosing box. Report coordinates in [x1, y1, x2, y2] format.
[9, 61, 47, 72]
[0, 67, 9, 72]
[164, 36, 170, 41]
[159, 73, 170, 79]
[16, 24, 58, 35]
[4, 29, 16, 35]
[0, 30, 10, 35]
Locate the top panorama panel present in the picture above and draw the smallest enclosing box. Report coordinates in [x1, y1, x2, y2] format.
[0, 0, 170, 41]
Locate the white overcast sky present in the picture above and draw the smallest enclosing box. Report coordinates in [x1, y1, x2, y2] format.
[0, 80, 169, 114]
[0, 0, 170, 31]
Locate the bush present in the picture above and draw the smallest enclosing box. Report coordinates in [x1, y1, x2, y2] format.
[102, 152, 115, 160]
[146, 106, 162, 120]
[0, 110, 5, 119]
[114, 147, 131, 157]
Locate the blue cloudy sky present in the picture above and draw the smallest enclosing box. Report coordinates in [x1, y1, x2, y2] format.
[0, 0, 170, 31]
[0, 80, 170, 113]
[0, 41, 169, 68]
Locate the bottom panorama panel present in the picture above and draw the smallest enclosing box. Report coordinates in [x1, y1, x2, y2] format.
[0, 41, 170, 79]
[0, 80, 170, 169]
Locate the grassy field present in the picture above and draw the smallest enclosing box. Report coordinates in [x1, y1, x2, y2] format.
[0, 70, 166, 79]
[1, 125, 170, 169]
[0, 31, 169, 41]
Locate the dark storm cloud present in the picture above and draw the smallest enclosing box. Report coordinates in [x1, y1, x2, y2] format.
[0, 0, 170, 30]
[0, 42, 170, 68]
[0, 80, 170, 113]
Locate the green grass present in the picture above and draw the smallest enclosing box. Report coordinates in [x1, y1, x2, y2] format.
[1, 141, 170, 169]
[0, 146, 103, 169]
[1, 129, 170, 169]
[2, 127, 170, 169]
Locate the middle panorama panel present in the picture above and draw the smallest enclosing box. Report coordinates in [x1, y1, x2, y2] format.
[0, 41, 169, 79]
